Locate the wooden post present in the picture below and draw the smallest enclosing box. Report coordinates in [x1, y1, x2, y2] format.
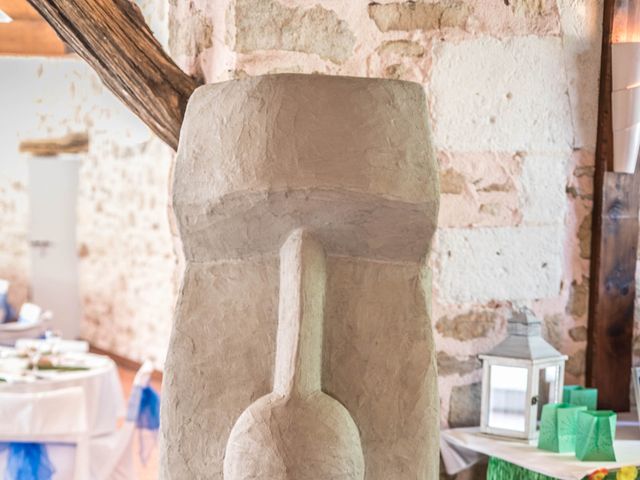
[25, 0, 201, 151]
[587, 0, 640, 412]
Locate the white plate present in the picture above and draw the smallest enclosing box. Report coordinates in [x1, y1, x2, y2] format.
[0, 357, 29, 373]
[52, 352, 111, 370]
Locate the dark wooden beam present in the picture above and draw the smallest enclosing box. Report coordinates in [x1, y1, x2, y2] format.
[586, 0, 640, 412]
[19, 132, 89, 156]
[25, 0, 201, 150]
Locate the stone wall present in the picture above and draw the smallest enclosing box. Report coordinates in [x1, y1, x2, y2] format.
[169, 0, 610, 430]
[0, 0, 176, 364]
[1, 0, 638, 433]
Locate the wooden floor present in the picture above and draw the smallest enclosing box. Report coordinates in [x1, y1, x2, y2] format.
[117, 364, 161, 480]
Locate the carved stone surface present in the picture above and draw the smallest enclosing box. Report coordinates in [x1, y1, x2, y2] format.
[224, 229, 365, 479]
[161, 74, 440, 479]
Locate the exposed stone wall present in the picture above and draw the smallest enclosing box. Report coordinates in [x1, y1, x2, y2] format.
[170, 0, 607, 431]
[0, 0, 176, 364]
[2, 0, 637, 435]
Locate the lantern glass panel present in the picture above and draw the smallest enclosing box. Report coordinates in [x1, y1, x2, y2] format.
[487, 364, 528, 432]
[537, 365, 560, 420]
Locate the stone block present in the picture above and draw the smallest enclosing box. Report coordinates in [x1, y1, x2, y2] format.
[436, 310, 499, 341]
[235, 0, 355, 63]
[437, 351, 481, 376]
[368, 1, 471, 32]
[543, 313, 565, 351]
[441, 168, 466, 194]
[569, 326, 587, 342]
[566, 348, 586, 377]
[520, 154, 568, 225]
[566, 277, 589, 318]
[431, 36, 573, 152]
[578, 214, 592, 259]
[449, 382, 482, 428]
[557, 0, 603, 150]
[437, 152, 522, 228]
[436, 226, 563, 303]
[509, 0, 547, 17]
[377, 40, 425, 57]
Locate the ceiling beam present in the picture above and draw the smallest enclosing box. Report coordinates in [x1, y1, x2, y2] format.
[25, 0, 202, 150]
[0, 0, 66, 56]
[0, 18, 66, 56]
[0, 0, 42, 20]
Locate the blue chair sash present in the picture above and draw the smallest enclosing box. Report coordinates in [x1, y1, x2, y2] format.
[0, 294, 15, 324]
[126, 385, 160, 464]
[0, 442, 54, 480]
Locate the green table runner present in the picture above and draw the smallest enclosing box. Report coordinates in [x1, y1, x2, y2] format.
[487, 457, 559, 480]
[487, 457, 637, 480]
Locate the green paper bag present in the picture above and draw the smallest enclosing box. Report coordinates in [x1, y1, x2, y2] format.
[575, 410, 617, 461]
[562, 385, 582, 403]
[563, 385, 598, 410]
[537, 403, 587, 453]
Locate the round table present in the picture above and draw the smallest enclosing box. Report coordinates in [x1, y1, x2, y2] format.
[0, 351, 125, 436]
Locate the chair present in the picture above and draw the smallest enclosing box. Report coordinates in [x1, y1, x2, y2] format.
[0, 303, 48, 346]
[17, 303, 42, 324]
[0, 387, 89, 480]
[89, 361, 157, 480]
[0, 279, 15, 324]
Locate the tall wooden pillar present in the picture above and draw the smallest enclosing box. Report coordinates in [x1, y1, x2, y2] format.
[587, 0, 640, 412]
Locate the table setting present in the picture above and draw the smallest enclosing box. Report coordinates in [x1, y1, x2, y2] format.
[0, 279, 164, 479]
[0, 339, 160, 479]
[0, 341, 125, 437]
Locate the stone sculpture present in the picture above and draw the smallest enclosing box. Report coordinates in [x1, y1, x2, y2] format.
[162, 74, 440, 479]
[224, 229, 364, 479]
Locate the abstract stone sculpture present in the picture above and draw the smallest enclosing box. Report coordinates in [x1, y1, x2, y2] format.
[162, 74, 440, 479]
[224, 229, 364, 479]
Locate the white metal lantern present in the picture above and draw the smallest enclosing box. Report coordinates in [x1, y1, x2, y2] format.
[480, 309, 567, 441]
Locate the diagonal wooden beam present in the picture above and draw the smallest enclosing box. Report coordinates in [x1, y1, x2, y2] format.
[586, 0, 640, 412]
[26, 0, 202, 150]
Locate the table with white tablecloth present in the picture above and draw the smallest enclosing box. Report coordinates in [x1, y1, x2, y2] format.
[0, 351, 125, 436]
[441, 412, 640, 480]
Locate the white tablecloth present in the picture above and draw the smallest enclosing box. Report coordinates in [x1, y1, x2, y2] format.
[0, 353, 125, 436]
[441, 413, 640, 480]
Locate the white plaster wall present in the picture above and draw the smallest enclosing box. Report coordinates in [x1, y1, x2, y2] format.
[0, 0, 175, 365]
[0, 55, 175, 364]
